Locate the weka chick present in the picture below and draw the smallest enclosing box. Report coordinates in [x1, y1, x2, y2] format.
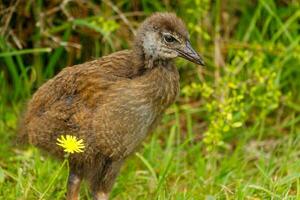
[20, 12, 204, 200]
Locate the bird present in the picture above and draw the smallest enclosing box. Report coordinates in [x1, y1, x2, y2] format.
[19, 12, 204, 200]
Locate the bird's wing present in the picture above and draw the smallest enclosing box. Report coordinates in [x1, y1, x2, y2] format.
[22, 50, 144, 146]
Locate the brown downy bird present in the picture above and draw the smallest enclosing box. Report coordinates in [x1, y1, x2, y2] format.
[20, 12, 204, 200]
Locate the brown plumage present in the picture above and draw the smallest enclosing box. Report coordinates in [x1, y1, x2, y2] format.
[20, 12, 204, 200]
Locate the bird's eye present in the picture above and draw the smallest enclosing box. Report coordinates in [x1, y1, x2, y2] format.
[163, 34, 176, 43]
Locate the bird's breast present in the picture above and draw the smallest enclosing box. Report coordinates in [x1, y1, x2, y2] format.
[118, 65, 180, 156]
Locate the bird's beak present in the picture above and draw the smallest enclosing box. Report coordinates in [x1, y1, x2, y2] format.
[177, 41, 205, 66]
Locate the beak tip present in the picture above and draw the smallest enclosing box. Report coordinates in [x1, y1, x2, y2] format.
[197, 59, 205, 66]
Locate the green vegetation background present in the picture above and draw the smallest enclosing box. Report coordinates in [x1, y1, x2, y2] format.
[0, 0, 300, 199]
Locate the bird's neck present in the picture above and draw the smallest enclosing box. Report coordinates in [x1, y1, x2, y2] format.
[134, 63, 180, 109]
[132, 42, 179, 106]
[133, 40, 172, 69]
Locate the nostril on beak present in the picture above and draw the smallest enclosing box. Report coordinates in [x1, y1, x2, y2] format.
[177, 41, 205, 66]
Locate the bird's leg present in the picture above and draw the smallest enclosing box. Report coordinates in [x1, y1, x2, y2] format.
[66, 172, 82, 200]
[91, 159, 124, 200]
[93, 192, 109, 200]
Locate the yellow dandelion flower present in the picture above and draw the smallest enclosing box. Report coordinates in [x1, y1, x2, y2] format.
[56, 135, 85, 154]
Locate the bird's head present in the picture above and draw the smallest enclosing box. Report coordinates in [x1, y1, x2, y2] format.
[135, 12, 205, 66]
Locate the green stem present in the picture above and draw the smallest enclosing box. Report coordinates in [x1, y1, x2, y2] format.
[0, 48, 52, 57]
[38, 159, 68, 200]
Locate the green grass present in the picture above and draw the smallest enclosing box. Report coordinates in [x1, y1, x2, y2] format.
[1, 106, 300, 199]
[1, 0, 300, 199]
